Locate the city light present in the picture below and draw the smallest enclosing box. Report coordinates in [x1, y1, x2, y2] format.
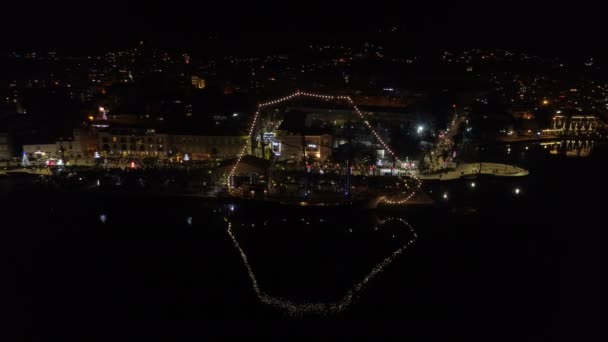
[224, 90, 422, 206]
[5, 23, 605, 333]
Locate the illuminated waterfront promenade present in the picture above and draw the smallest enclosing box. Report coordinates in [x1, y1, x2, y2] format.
[417, 162, 529, 181]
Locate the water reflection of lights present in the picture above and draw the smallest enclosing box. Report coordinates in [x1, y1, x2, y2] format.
[99, 214, 107, 224]
[226, 217, 417, 315]
[381, 176, 422, 205]
[186, 216, 193, 226]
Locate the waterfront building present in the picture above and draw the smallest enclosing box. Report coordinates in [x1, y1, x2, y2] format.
[0, 132, 12, 160]
[543, 108, 599, 136]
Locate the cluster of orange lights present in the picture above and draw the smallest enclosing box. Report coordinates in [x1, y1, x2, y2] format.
[225, 91, 422, 205]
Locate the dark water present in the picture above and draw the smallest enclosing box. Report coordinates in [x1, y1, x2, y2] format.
[4, 142, 607, 340]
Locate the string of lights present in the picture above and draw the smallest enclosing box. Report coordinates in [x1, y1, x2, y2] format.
[225, 110, 261, 187]
[381, 176, 422, 205]
[226, 217, 417, 315]
[224, 91, 422, 205]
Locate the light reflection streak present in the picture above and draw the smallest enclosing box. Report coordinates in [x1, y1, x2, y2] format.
[226, 217, 417, 315]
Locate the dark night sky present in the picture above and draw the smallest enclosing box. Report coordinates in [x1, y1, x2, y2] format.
[1, 2, 607, 56]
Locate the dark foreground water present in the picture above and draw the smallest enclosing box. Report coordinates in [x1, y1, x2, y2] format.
[4, 142, 607, 340]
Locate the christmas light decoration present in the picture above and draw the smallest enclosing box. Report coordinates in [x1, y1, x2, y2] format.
[224, 91, 421, 204]
[21, 152, 30, 167]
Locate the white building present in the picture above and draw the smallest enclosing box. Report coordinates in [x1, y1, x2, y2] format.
[23, 143, 58, 160]
[96, 128, 249, 161]
[97, 130, 169, 158]
[0, 133, 11, 160]
[56, 128, 95, 160]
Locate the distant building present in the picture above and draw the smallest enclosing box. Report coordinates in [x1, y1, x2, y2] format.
[95, 127, 248, 161]
[275, 133, 333, 161]
[20, 129, 96, 164]
[543, 108, 599, 136]
[23, 143, 58, 160]
[56, 129, 97, 160]
[191, 76, 206, 89]
[287, 105, 416, 127]
[0, 132, 12, 160]
[97, 129, 169, 158]
[352, 95, 409, 108]
[168, 135, 249, 160]
[512, 110, 535, 120]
